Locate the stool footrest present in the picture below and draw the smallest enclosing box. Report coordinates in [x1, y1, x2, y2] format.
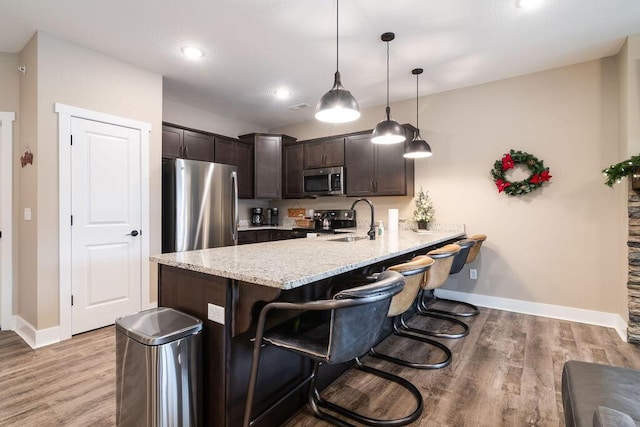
[427, 295, 480, 318]
[309, 358, 424, 426]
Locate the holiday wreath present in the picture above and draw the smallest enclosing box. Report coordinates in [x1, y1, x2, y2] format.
[490, 149, 551, 196]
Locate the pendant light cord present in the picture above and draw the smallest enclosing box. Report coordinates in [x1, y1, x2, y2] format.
[415, 72, 419, 130]
[386, 40, 390, 119]
[336, 0, 339, 73]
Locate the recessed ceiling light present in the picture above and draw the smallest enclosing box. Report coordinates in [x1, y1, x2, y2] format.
[181, 46, 204, 59]
[516, 0, 543, 9]
[274, 89, 291, 99]
[288, 103, 309, 111]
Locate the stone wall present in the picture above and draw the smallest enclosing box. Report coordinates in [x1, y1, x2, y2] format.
[628, 188, 640, 343]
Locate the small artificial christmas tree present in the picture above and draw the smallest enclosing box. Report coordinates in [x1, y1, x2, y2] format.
[413, 187, 435, 229]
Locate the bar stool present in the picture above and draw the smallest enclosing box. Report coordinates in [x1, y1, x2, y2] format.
[426, 238, 480, 318]
[368, 256, 452, 370]
[243, 270, 424, 427]
[402, 245, 470, 339]
[466, 234, 487, 264]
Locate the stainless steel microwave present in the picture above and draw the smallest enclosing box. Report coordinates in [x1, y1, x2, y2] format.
[303, 166, 345, 196]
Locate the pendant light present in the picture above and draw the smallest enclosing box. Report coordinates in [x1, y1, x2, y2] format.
[404, 68, 433, 158]
[371, 32, 406, 145]
[315, 0, 360, 123]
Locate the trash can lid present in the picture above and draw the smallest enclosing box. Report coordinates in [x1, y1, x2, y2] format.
[115, 307, 203, 346]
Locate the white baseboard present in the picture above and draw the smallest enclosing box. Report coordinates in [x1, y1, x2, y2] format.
[14, 316, 61, 349]
[436, 289, 629, 342]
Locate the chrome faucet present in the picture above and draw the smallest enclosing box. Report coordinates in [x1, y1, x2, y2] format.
[349, 198, 376, 240]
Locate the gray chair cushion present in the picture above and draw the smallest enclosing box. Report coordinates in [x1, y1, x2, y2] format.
[593, 406, 636, 427]
[562, 361, 640, 427]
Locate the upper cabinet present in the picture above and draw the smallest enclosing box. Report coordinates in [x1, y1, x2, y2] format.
[162, 123, 254, 199]
[303, 137, 345, 169]
[213, 135, 236, 165]
[162, 124, 213, 162]
[235, 140, 254, 199]
[344, 127, 415, 197]
[283, 142, 304, 199]
[239, 133, 296, 200]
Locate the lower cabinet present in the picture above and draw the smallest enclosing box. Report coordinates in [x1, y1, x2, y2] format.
[238, 229, 295, 245]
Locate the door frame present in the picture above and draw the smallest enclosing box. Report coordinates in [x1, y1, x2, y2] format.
[0, 112, 15, 330]
[55, 103, 151, 340]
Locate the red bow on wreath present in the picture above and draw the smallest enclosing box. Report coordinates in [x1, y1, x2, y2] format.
[530, 170, 552, 184]
[495, 179, 512, 193]
[501, 153, 514, 171]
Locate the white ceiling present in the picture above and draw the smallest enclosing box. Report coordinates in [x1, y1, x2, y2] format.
[1, 0, 640, 129]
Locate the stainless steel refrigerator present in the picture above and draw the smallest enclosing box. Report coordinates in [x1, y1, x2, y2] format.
[162, 158, 238, 252]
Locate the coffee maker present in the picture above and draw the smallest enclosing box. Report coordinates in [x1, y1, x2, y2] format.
[251, 208, 264, 226]
[265, 208, 279, 226]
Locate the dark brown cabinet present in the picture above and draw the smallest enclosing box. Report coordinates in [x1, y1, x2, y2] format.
[162, 123, 255, 199]
[162, 124, 214, 161]
[237, 229, 295, 245]
[345, 128, 415, 197]
[283, 142, 304, 199]
[303, 137, 345, 169]
[214, 136, 236, 165]
[239, 133, 296, 200]
[235, 140, 254, 199]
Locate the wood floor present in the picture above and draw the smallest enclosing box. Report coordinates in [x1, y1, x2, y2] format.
[2, 307, 640, 426]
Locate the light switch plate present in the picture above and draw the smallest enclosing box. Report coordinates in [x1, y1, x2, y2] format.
[470, 269, 478, 280]
[207, 303, 225, 325]
[24, 208, 32, 221]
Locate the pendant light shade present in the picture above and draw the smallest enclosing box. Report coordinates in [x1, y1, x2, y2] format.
[404, 68, 432, 158]
[315, 0, 360, 123]
[372, 32, 405, 145]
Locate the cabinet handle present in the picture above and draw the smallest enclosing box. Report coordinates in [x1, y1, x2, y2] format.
[374, 181, 378, 192]
[183, 145, 188, 158]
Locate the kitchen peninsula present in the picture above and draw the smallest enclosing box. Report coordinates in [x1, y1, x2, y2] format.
[151, 228, 464, 426]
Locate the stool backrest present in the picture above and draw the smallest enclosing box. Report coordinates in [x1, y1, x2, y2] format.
[418, 244, 461, 290]
[328, 270, 404, 364]
[450, 239, 476, 275]
[386, 257, 434, 317]
[466, 234, 487, 264]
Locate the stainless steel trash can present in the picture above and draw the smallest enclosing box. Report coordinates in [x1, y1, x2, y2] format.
[116, 307, 203, 427]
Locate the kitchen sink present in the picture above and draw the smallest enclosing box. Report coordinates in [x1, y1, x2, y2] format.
[328, 236, 368, 242]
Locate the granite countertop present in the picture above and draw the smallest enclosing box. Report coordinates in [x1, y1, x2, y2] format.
[151, 229, 465, 290]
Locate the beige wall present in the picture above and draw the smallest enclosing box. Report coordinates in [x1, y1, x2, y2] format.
[0, 52, 19, 111]
[18, 32, 163, 329]
[18, 36, 38, 326]
[272, 58, 627, 318]
[163, 98, 267, 137]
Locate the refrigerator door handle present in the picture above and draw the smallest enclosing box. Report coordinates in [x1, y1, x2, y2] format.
[231, 171, 238, 243]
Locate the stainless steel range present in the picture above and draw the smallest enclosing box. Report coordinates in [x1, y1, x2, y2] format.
[291, 209, 356, 237]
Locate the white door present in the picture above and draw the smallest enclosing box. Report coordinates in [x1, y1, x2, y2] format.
[71, 117, 142, 334]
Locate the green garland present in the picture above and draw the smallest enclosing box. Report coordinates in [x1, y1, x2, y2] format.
[490, 149, 551, 196]
[602, 155, 640, 187]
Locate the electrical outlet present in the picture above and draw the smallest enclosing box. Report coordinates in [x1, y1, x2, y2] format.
[470, 269, 478, 280]
[207, 303, 225, 325]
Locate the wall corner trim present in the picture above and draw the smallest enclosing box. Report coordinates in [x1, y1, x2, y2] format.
[436, 289, 629, 342]
[14, 316, 61, 349]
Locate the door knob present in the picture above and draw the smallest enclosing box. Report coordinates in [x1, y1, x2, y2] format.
[127, 230, 139, 237]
